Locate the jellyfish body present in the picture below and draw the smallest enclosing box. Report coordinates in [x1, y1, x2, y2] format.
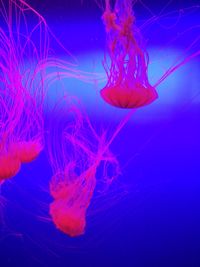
[47, 97, 120, 236]
[101, 0, 158, 109]
[49, 165, 96, 237]
[101, 81, 158, 108]
[0, 0, 50, 171]
[50, 199, 87, 237]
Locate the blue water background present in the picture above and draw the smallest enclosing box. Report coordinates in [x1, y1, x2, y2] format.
[0, 1, 200, 266]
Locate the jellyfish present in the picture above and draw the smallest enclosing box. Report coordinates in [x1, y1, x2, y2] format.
[47, 96, 120, 236]
[100, 0, 158, 109]
[49, 164, 96, 237]
[0, 0, 50, 168]
[100, 0, 200, 109]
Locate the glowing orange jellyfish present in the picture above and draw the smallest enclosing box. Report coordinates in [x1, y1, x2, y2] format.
[100, 0, 200, 109]
[0, 0, 50, 167]
[47, 96, 120, 237]
[49, 164, 96, 237]
[100, 0, 158, 108]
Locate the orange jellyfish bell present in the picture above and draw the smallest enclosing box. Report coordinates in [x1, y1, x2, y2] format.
[49, 199, 86, 237]
[100, 81, 158, 109]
